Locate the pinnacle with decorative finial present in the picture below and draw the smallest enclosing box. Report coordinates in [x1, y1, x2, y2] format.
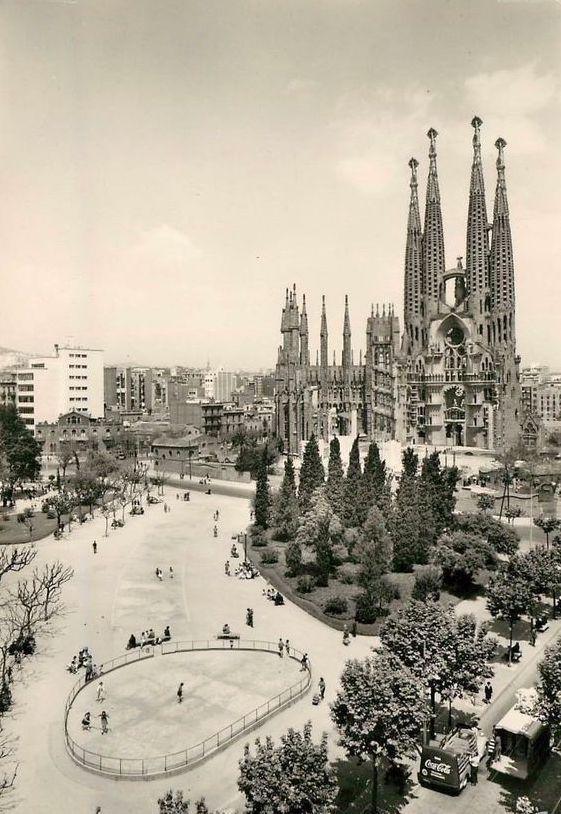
[495, 137, 507, 171]
[427, 128, 438, 159]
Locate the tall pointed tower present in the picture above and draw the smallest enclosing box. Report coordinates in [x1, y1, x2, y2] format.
[466, 116, 491, 336]
[299, 294, 310, 369]
[403, 156, 423, 353]
[342, 295, 352, 371]
[422, 128, 446, 325]
[489, 137, 520, 448]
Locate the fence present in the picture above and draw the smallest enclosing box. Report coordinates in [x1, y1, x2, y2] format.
[64, 639, 311, 778]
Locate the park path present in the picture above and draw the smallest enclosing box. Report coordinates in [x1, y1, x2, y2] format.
[6, 486, 374, 814]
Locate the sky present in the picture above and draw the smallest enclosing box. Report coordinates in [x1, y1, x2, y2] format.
[1, 0, 560, 370]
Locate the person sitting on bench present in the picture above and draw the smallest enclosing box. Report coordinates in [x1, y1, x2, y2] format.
[274, 591, 285, 606]
[162, 625, 171, 641]
[222, 623, 231, 636]
[126, 634, 137, 650]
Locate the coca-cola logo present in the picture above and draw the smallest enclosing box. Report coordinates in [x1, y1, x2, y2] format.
[424, 758, 452, 774]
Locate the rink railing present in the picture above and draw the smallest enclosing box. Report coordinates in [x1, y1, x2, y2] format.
[64, 638, 312, 779]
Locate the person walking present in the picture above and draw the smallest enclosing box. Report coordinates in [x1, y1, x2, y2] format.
[484, 681, 493, 704]
[96, 681, 105, 703]
[278, 638, 284, 658]
[530, 627, 537, 647]
[92, 540, 97, 554]
[169, 566, 174, 579]
[300, 653, 309, 671]
[177, 682, 184, 703]
[246, 608, 254, 627]
[285, 639, 290, 656]
[99, 711, 109, 734]
[469, 754, 479, 785]
[224, 560, 230, 576]
[318, 677, 326, 700]
[494, 732, 502, 762]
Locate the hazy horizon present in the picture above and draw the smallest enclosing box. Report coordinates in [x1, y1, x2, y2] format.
[2, 1, 560, 370]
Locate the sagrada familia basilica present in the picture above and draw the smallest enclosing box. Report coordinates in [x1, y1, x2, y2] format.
[274, 118, 521, 455]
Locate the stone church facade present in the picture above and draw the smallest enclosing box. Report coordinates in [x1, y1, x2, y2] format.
[274, 118, 521, 455]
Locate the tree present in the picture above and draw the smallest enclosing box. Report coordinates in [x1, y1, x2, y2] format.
[331, 651, 426, 814]
[380, 600, 497, 730]
[254, 446, 271, 529]
[342, 437, 362, 528]
[295, 489, 341, 585]
[533, 516, 561, 550]
[42, 492, 74, 531]
[486, 558, 535, 664]
[354, 507, 393, 617]
[0, 405, 41, 490]
[419, 452, 459, 538]
[454, 512, 520, 556]
[285, 540, 302, 576]
[238, 722, 337, 814]
[357, 442, 387, 527]
[272, 457, 298, 541]
[430, 530, 497, 592]
[298, 436, 325, 514]
[535, 638, 561, 741]
[476, 494, 495, 513]
[325, 437, 344, 517]
[411, 567, 442, 602]
[519, 547, 561, 620]
[56, 443, 75, 481]
[391, 448, 420, 571]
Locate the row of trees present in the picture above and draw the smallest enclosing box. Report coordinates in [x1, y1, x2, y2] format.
[0, 406, 42, 503]
[0, 545, 73, 801]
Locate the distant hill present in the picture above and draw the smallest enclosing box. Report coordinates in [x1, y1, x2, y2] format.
[0, 346, 32, 370]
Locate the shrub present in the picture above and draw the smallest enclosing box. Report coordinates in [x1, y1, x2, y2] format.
[296, 575, 316, 594]
[250, 527, 268, 547]
[324, 596, 349, 616]
[260, 548, 279, 565]
[411, 567, 442, 602]
[337, 565, 356, 584]
[354, 591, 378, 624]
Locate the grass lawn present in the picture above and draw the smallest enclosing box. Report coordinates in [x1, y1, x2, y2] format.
[0, 510, 58, 545]
[251, 534, 465, 636]
[0, 505, 95, 546]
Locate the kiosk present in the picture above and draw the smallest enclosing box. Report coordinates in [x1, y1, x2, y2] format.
[492, 707, 550, 780]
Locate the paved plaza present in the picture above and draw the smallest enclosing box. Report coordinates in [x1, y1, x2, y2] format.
[6, 485, 373, 813]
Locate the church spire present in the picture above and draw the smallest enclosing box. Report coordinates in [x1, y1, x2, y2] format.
[423, 128, 445, 316]
[299, 294, 310, 366]
[466, 116, 490, 309]
[342, 295, 352, 368]
[320, 295, 328, 369]
[404, 157, 423, 330]
[490, 137, 515, 313]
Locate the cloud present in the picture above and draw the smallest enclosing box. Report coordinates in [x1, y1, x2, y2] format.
[332, 86, 435, 194]
[463, 63, 557, 153]
[130, 224, 202, 268]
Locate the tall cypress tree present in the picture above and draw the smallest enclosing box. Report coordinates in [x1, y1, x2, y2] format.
[357, 441, 387, 526]
[254, 445, 271, 529]
[272, 456, 299, 541]
[298, 435, 325, 513]
[326, 437, 345, 516]
[342, 437, 362, 528]
[391, 447, 420, 572]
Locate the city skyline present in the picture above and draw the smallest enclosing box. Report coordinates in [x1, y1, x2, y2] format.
[1, 1, 560, 369]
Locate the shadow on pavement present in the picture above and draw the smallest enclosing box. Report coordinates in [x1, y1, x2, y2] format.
[333, 757, 420, 813]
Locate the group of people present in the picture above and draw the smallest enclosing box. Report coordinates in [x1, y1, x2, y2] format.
[126, 626, 171, 649]
[155, 566, 174, 581]
[262, 587, 285, 606]
[67, 647, 101, 682]
[81, 709, 110, 734]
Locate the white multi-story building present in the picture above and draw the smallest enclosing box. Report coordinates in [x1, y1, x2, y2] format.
[16, 344, 104, 432]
